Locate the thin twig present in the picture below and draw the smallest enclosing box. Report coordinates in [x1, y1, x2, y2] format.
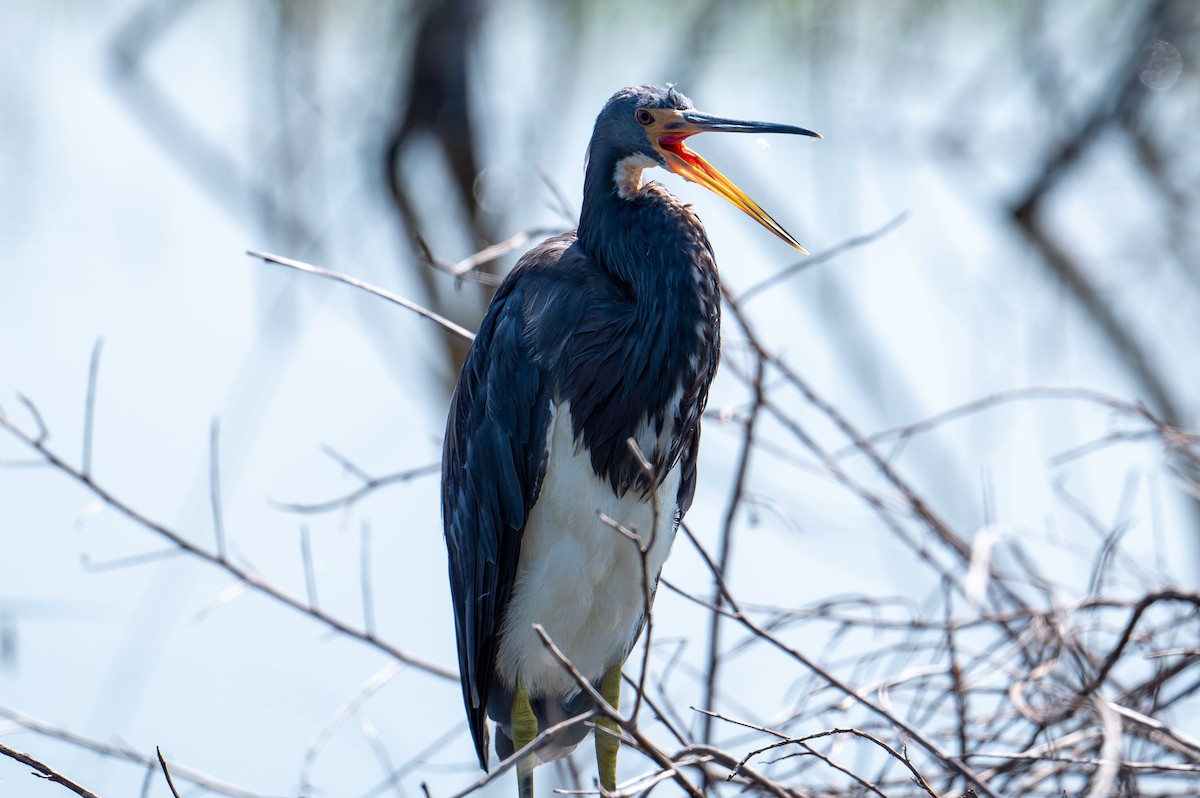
[0, 704, 280, 798]
[156, 747, 183, 798]
[300, 525, 318, 610]
[700, 350, 764, 747]
[625, 436, 660, 725]
[0, 411, 456, 682]
[533, 624, 705, 798]
[740, 211, 910, 302]
[0, 740, 103, 798]
[361, 520, 376, 638]
[420, 226, 560, 282]
[247, 250, 476, 342]
[210, 417, 227, 559]
[677, 514, 1005, 798]
[271, 462, 441, 515]
[82, 338, 104, 478]
[444, 712, 600, 798]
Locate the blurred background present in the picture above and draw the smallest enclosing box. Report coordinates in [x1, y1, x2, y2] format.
[2, 1, 1198, 796]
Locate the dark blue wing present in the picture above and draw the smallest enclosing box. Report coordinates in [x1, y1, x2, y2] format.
[441, 243, 567, 771]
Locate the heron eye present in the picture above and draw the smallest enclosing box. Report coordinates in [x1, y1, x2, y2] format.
[635, 109, 654, 126]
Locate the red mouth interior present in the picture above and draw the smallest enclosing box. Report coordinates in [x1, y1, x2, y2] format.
[658, 134, 701, 169]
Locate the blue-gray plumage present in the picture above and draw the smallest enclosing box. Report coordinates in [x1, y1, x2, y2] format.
[441, 85, 817, 795]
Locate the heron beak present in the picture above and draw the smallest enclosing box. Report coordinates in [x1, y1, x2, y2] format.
[652, 110, 820, 254]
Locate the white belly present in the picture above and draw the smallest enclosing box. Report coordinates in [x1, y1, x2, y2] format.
[496, 402, 680, 698]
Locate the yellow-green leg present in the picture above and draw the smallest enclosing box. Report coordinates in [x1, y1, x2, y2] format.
[512, 684, 538, 798]
[595, 661, 623, 792]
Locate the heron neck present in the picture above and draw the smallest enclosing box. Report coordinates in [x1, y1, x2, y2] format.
[578, 156, 711, 301]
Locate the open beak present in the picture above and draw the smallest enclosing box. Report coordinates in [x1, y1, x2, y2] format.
[651, 109, 819, 254]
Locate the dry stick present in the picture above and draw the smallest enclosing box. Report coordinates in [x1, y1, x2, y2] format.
[302, 661, 404, 790]
[1051, 429, 1185, 468]
[835, 386, 1188, 459]
[620, 672, 691, 749]
[592, 511, 748, 795]
[247, 250, 476, 342]
[970, 752, 1200, 775]
[138, 762, 155, 798]
[321, 443, 375, 482]
[272, 462, 441, 515]
[0, 413, 456, 683]
[739, 210, 910, 302]
[0, 704, 279, 798]
[676, 520, 1004, 798]
[1011, 0, 1181, 425]
[596, 507, 662, 777]
[156, 747, 183, 798]
[210, 417, 227, 559]
[687, 711, 879, 796]
[701, 352, 765, 749]
[774, 740, 887, 798]
[1015, 589, 1200, 746]
[420, 226, 561, 282]
[355, 714, 404, 798]
[357, 723, 465, 798]
[537, 168, 577, 225]
[946, 581, 971, 798]
[300, 525, 318, 609]
[1138, 659, 1200, 721]
[557, 762, 682, 797]
[723, 289, 1035, 637]
[1083, 590, 1200, 698]
[82, 338, 103, 478]
[361, 520, 376, 637]
[669, 745, 798, 798]
[443, 712, 599, 798]
[768, 353, 971, 563]
[532, 625, 705, 798]
[1086, 697, 1122, 798]
[0, 740, 103, 798]
[692, 714, 938, 798]
[624, 436, 661, 726]
[415, 235, 502, 286]
[1146, 648, 1200, 659]
[1101, 701, 1200, 758]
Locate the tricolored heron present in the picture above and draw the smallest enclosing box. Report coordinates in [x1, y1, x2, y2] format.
[442, 85, 817, 795]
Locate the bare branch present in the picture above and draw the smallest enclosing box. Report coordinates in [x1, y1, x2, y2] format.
[156, 747, 183, 798]
[0, 704, 284, 798]
[271, 461, 440, 515]
[82, 338, 103, 478]
[0, 410, 456, 682]
[444, 711, 599, 798]
[740, 210, 910, 302]
[701, 352, 764, 747]
[300, 525, 318, 610]
[533, 624, 705, 798]
[418, 227, 561, 284]
[247, 250, 476, 342]
[624, 436, 660, 725]
[210, 417, 227, 559]
[0, 740, 102, 798]
[361, 520, 376, 638]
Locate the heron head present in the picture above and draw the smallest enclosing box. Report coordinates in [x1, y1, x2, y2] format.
[591, 85, 820, 253]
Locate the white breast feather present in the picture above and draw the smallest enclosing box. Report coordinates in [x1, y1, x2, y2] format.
[613, 153, 658, 200]
[496, 402, 681, 699]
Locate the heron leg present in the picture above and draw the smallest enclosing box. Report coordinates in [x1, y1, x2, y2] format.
[595, 660, 623, 791]
[512, 683, 537, 798]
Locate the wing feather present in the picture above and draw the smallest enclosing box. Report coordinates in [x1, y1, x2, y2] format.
[441, 275, 554, 771]
[440, 226, 713, 770]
